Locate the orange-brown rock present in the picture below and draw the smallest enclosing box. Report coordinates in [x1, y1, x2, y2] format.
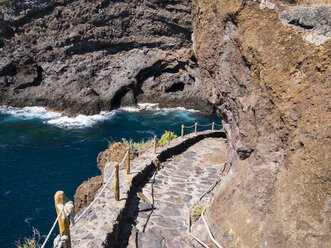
[74, 175, 103, 215]
[96, 142, 128, 174]
[193, 0, 330, 247]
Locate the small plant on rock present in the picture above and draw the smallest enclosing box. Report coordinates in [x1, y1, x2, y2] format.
[159, 131, 177, 145]
[121, 138, 153, 152]
[15, 228, 41, 248]
[193, 205, 204, 216]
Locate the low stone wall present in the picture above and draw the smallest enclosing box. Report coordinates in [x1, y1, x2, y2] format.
[70, 130, 225, 247]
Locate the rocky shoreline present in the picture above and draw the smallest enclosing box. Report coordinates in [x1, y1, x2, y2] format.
[0, 0, 214, 115]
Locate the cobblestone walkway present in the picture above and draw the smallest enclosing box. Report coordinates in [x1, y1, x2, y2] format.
[125, 137, 227, 248]
[70, 131, 225, 247]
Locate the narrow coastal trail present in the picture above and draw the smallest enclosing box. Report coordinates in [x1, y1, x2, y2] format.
[120, 137, 228, 248]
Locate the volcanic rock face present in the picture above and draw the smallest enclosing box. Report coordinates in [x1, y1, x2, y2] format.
[192, 0, 330, 247]
[0, 0, 213, 115]
[1, 0, 330, 247]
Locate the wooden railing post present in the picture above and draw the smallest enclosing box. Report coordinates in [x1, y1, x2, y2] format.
[181, 124, 184, 138]
[153, 136, 157, 154]
[114, 163, 120, 201]
[212, 122, 215, 131]
[126, 149, 130, 174]
[195, 122, 197, 135]
[168, 131, 171, 146]
[54, 191, 72, 248]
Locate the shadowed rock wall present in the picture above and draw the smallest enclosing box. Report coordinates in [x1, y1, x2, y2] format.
[192, 0, 330, 247]
[0, 0, 214, 114]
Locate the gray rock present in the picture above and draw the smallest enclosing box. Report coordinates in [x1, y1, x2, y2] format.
[138, 202, 154, 212]
[184, 194, 193, 202]
[259, 0, 275, 10]
[281, 5, 331, 46]
[136, 231, 164, 248]
[82, 233, 94, 240]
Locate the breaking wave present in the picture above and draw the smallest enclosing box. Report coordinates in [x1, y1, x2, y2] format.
[0, 106, 116, 129]
[0, 103, 199, 129]
[0, 106, 61, 120]
[120, 103, 200, 113]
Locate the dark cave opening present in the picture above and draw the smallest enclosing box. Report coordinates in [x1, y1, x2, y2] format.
[165, 82, 185, 93]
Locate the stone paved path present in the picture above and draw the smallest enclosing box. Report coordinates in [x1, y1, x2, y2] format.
[70, 131, 225, 247]
[125, 137, 228, 248]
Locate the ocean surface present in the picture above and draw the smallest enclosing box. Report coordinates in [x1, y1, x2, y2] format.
[0, 104, 221, 248]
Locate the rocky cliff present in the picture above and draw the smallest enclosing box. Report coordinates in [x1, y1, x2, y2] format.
[1, 0, 330, 247]
[0, 0, 213, 115]
[192, 0, 330, 247]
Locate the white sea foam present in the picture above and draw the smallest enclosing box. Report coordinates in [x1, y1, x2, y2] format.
[0, 103, 198, 128]
[47, 111, 115, 128]
[120, 103, 200, 113]
[0, 106, 116, 129]
[24, 217, 32, 225]
[136, 130, 156, 136]
[0, 106, 61, 120]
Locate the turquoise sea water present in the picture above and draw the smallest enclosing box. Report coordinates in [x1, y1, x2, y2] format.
[0, 105, 221, 248]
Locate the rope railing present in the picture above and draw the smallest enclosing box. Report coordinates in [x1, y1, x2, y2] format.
[130, 139, 154, 155]
[181, 121, 223, 138]
[40, 120, 223, 247]
[75, 151, 128, 223]
[197, 123, 213, 127]
[41, 213, 60, 248]
[183, 124, 196, 129]
[187, 163, 227, 248]
[182, 122, 222, 129]
[40, 152, 128, 248]
[201, 206, 223, 248]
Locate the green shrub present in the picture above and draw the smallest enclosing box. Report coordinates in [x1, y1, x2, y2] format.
[159, 131, 177, 145]
[121, 138, 153, 152]
[15, 228, 41, 248]
[193, 205, 204, 216]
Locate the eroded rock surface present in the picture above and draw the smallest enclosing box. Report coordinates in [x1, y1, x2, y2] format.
[193, 0, 330, 247]
[0, 0, 213, 115]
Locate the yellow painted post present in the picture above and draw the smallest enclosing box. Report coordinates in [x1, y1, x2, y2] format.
[181, 124, 184, 138]
[195, 122, 197, 135]
[153, 136, 157, 154]
[168, 131, 171, 146]
[212, 122, 215, 131]
[54, 191, 71, 248]
[114, 163, 120, 201]
[126, 149, 130, 174]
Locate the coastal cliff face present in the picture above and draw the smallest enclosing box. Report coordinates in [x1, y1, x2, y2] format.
[0, 0, 213, 114]
[1, 0, 330, 247]
[192, 0, 330, 247]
